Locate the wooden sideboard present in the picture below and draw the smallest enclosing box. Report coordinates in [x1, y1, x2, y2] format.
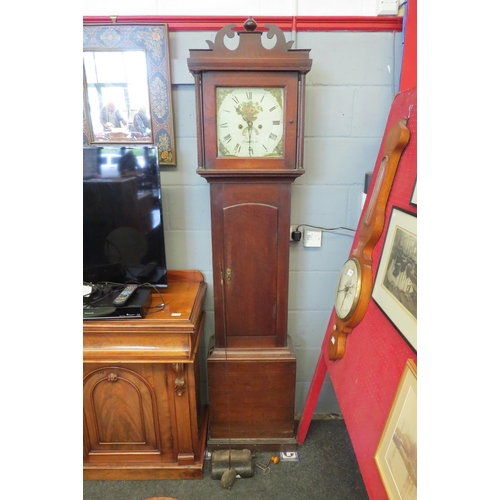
[83, 270, 208, 480]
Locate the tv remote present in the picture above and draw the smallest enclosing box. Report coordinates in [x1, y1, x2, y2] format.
[112, 285, 138, 306]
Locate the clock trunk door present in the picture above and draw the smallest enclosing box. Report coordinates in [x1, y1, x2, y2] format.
[223, 202, 278, 345]
[210, 181, 291, 349]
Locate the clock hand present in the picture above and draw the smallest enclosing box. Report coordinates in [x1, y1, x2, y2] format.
[339, 281, 353, 298]
[248, 121, 253, 155]
[339, 293, 348, 311]
[235, 106, 253, 147]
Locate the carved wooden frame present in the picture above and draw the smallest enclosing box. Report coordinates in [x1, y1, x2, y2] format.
[83, 23, 176, 165]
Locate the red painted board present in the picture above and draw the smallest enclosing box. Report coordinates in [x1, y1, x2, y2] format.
[298, 86, 417, 500]
[400, 0, 417, 91]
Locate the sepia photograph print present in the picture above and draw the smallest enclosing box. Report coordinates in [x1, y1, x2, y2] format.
[372, 207, 417, 351]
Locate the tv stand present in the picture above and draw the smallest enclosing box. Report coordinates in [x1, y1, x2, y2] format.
[83, 270, 208, 480]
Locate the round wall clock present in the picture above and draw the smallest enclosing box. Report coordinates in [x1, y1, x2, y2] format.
[329, 117, 411, 360]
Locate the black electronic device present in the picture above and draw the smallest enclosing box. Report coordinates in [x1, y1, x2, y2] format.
[83, 145, 168, 288]
[83, 287, 152, 320]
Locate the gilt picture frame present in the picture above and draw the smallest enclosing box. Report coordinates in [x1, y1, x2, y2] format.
[372, 207, 417, 351]
[83, 23, 176, 165]
[375, 359, 417, 500]
[410, 178, 417, 206]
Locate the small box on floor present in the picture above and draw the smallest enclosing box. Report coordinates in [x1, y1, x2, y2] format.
[280, 451, 299, 462]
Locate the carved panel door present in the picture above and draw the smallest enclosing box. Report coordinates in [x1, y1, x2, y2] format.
[210, 181, 292, 348]
[83, 364, 173, 463]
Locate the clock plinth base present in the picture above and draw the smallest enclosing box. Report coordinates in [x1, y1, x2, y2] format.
[206, 336, 297, 452]
[207, 436, 297, 453]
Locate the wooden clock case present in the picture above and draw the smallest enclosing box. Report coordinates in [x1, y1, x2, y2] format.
[329, 118, 411, 360]
[188, 18, 311, 450]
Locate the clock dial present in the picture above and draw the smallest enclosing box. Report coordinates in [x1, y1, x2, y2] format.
[216, 87, 284, 158]
[335, 258, 362, 320]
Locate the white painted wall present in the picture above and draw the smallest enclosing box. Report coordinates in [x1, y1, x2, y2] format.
[83, 0, 383, 17]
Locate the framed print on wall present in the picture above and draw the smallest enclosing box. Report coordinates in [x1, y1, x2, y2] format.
[410, 178, 417, 206]
[372, 207, 417, 351]
[375, 359, 417, 500]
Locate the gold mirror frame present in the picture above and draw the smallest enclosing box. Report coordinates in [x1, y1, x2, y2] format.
[83, 23, 176, 165]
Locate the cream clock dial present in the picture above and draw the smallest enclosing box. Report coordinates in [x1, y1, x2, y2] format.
[216, 87, 284, 158]
[335, 258, 362, 321]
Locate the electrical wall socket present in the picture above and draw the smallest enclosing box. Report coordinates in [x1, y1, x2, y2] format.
[377, 0, 399, 15]
[303, 229, 322, 248]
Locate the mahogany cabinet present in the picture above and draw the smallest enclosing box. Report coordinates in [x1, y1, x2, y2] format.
[83, 270, 208, 480]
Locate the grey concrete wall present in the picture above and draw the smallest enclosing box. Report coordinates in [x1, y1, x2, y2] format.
[162, 29, 402, 415]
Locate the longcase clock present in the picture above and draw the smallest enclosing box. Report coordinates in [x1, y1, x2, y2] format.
[187, 17, 312, 450]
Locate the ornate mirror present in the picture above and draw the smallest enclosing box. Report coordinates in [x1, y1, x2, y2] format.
[83, 23, 176, 165]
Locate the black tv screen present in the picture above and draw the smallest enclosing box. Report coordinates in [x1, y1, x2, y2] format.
[83, 145, 168, 287]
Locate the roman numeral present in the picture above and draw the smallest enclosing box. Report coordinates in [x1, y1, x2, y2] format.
[234, 143, 241, 153]
[232, 96, 239, 104]
[269, 133, 277, 141]
[219, 123, 228, 128]
[273, 120, 281, 126]
[224, 134, 232, 143]
[269, 106, 276, 112]
[262, 144, 268, 151]
[246, 91, 252, 100]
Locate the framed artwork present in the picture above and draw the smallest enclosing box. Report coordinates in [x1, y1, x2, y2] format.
[410, 178, 417, 206]
[83, 23, 176, 165]
[372, 207, 417, 351]
[375, 359, 417, 500]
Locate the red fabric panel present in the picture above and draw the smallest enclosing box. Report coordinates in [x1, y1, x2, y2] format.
[326, 87, 417, 500]
[400, 0, 417, 91]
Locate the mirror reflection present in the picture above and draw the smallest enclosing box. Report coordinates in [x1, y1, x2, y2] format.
[83, 50, 152, 143]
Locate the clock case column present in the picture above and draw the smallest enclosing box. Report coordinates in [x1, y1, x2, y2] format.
[188, 18, 312, 450]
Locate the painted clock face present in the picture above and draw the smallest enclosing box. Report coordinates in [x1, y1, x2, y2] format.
[216, 87, 284, 158]
[335, 258, 362, 321]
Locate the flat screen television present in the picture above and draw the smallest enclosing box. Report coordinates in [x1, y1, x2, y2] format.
[83, 145, 168, 288]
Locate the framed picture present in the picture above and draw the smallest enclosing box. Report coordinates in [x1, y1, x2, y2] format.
[375, 359, 417, 500]
[410, 178, 417, 206]
[372, 207, 417, 351]
[83, 24, 176, 165]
